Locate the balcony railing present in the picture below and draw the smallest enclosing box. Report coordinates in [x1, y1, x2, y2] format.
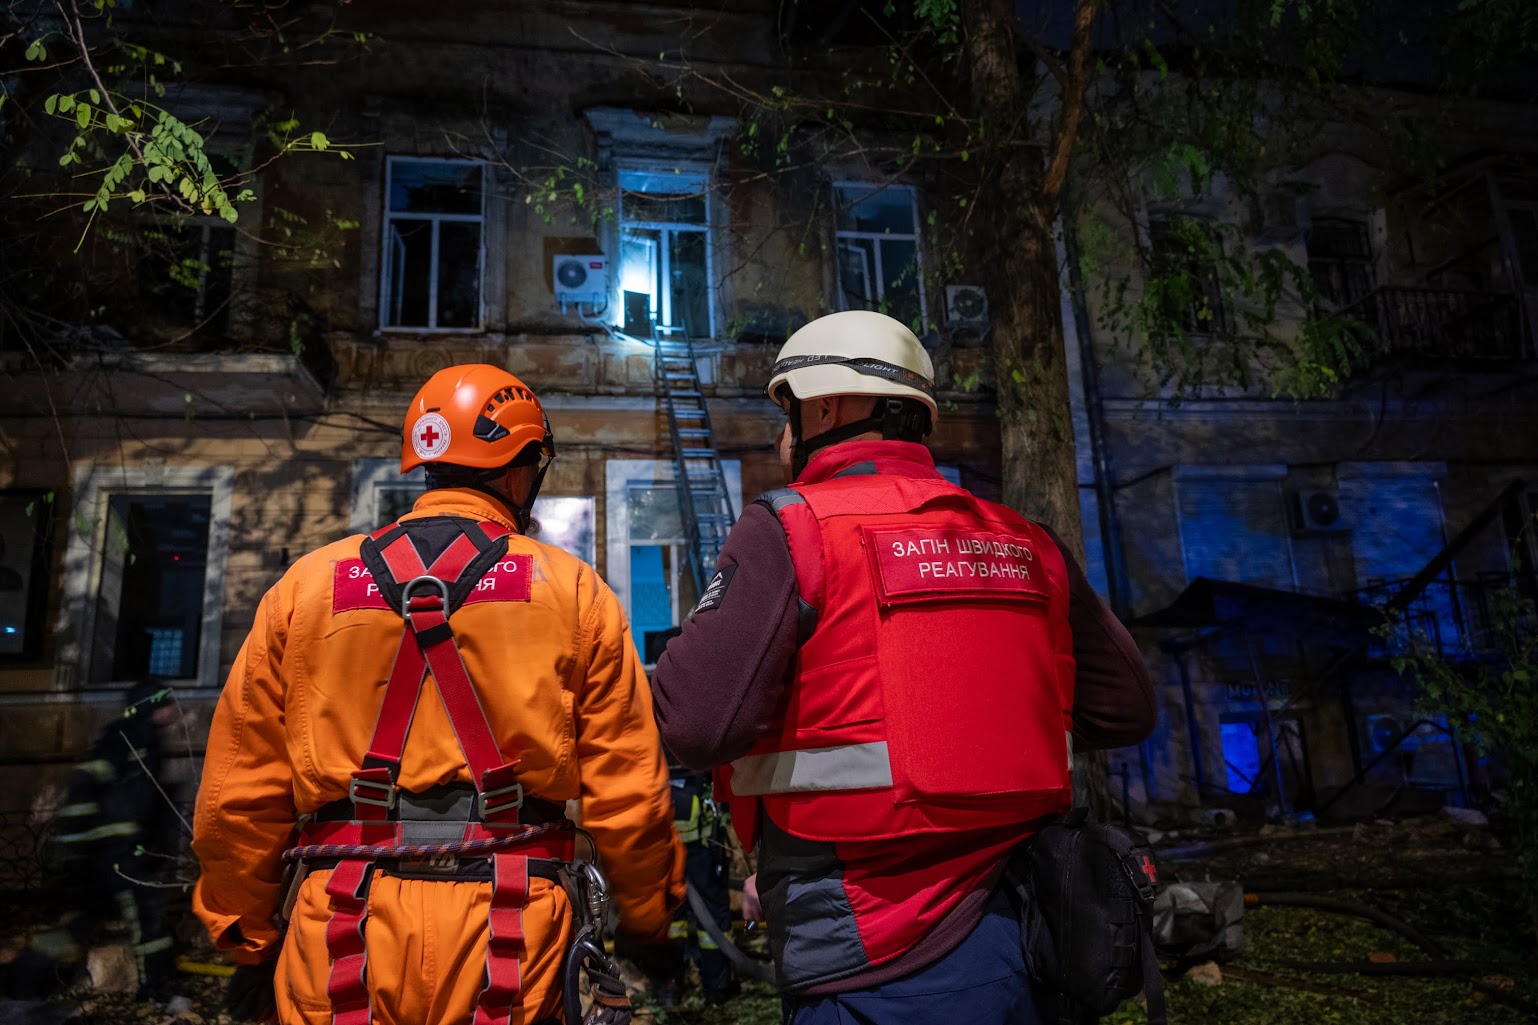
[1343, 287, 1528, 361]
[1347, 570, 1538, 660]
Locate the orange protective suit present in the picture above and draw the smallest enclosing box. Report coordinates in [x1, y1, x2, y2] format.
[192, 488, 685, 1025]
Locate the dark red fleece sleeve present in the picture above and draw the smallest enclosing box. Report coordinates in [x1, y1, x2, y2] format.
[649, 503, 802, 771]
[1040, 525, 1158, 749]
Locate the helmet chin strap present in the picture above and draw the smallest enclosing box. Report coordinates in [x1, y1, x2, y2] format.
[791, 397, 933, 478]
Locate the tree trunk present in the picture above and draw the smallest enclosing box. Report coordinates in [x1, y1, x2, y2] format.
[962, 0, 1083, 553]
[964, 0, 1109, 811]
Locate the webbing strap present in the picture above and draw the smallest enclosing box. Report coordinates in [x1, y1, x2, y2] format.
[323, 860, 374, 1025]
[471, 853, 529, 1025]
[360, 524, 505, 776]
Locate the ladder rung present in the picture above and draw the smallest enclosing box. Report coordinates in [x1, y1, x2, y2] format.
[667, 390, 702, 399]
[677, 428, 711, 438]
[664, 373, 696, 380]
[681, 448, 717, 458]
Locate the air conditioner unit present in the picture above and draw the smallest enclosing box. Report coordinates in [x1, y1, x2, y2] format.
[552, 254, 608, 307]
[945, 284, 989, 332]
[1291, 488, 1350, 533]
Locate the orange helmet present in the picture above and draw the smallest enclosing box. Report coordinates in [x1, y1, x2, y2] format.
[402, 364, 554, 473]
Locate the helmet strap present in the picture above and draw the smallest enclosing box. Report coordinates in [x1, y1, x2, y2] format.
[794, 397, 933, 476]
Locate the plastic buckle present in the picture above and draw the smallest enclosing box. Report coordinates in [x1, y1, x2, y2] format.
[349, 775, 398, 811]
[400, 575, 452, 620]
[478, 781, 525, 819]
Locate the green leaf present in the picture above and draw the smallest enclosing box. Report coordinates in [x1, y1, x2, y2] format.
[309, 131, 329, 151]
[44, 94, 58, 115]
[58, 94, 75, 114]
[59, 151, 74, 167]
[88, 88, 100, 104]
[76, 104, 90, 129]
[24, 39, 45, 62]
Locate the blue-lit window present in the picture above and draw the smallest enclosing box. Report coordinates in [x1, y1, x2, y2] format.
[618, 169, 712, 337]
[381, 157, 485, 330]
[1220, 722, 1261, 794]
[625, 483, 697, 660]
[834, 182, 925, 330]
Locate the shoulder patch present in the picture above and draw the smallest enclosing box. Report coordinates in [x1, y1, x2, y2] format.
[689, 563, 738, 617]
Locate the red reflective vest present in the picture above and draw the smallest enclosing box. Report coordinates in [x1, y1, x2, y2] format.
[719, 444, 1076, 986]
[724, 456, 1075, 848]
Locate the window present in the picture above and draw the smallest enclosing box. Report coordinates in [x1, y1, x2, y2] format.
[59, 466, 234, 690]
[1148, 218, 1230, 337]
[618, 169, 713, 337]
[349, 460, 596, 564]
[139, 219, 237, 337]
[1174, 467, 1296, 589]
[0, 491, 52, 661]
[605, 459, 742, 660]
[381, 157, 485, 330]
[1307, 218, 1374, 309]
[834, 182, 924, 329]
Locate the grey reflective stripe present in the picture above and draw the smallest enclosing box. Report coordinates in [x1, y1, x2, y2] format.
[831, 460, 877, 478]
[730, 742, 892, 796]
[756, 488, 806, 513]
[770, 354, 936, 398]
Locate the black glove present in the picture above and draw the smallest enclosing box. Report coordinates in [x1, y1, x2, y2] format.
[225, 961, 278, 1023]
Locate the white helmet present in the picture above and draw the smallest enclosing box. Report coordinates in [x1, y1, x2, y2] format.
[767, 310, 939, 424]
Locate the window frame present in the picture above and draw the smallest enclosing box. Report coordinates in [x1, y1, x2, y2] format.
[1306, 216, 1376, 311]
[603, 458, 742, 634]
[831, 180, 927, 327]
[57, 465, 234, 694]
[616, 164, 716, 337]
[378, 155, 489, 333]
[1146, 215, 1232, 339]
[138, 214, 240, 338]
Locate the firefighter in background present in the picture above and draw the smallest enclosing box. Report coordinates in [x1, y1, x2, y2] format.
[650, 312, 1158, 1024]
[663, 767, 737, 1006]
[192, 365, 685, 1025]
[2, 679, 181, 1001]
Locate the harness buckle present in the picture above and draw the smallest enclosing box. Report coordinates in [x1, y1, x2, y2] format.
[400, 574, 452, 619]
[477, 781, 525, 819]
[349, 775, 398, 811]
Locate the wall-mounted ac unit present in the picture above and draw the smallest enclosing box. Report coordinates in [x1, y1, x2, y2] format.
[1291, 488, 1350, 533]
[945, 284, 989, 332]
[552, 255, 608, 307]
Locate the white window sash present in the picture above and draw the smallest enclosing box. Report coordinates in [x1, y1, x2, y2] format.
[379, 156, 487, 332]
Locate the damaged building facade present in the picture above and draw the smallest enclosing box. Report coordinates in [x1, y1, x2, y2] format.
[2, 0, 1537, 870]
[1072, 109, 1538, 821]
[0, 0, 996, 864]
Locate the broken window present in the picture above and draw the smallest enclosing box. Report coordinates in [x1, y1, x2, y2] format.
[382, 157, 485, 330]
[89, 495, 211, 683]
[1307, 218, 1375, 309]
[618, 169, 713, 337]
[834, 182, 925, 330]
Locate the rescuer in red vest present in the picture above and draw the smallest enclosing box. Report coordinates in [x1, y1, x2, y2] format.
[649, 311, 1157, 1024]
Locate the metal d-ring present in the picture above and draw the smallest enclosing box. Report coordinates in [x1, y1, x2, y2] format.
[400, 574, 452, 619]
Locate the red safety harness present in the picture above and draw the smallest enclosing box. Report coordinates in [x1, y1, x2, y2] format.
[292, 517, 575, 1025]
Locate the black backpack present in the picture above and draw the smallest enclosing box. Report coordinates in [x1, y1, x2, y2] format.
[1005, 808, 1166, 1025]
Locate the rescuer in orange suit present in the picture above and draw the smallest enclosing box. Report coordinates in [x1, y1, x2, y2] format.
[192, 364, 685, 1025]
[650, 312, 1157, 1025]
